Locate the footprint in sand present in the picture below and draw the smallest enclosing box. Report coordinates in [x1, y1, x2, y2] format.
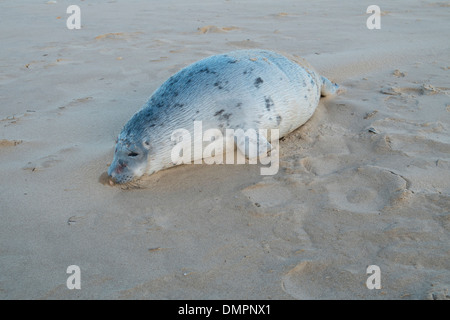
[425, 283, 450, 300]
[241, 179, 292, 209]
[94, 32, 143, 41]
[197, 25, 240, 34]
[23, 155, 62, 171]
[380, 84, 449, 96]
[281, 260, 360, 299]
[57, 97, 93, 111]
[392, 69, 407, 78]
[369, 118, 450, 157]
[324, 165, 407, 214]
[226, 39, 261, 49]
[0, 112, 33, 127]
[23, 146, 78, 171]
[0, 139, 23, 147]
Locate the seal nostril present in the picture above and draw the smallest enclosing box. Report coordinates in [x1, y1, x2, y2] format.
[116, 163, 126, 174]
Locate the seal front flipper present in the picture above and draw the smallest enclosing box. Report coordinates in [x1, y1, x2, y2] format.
[235, 130, 272, 162]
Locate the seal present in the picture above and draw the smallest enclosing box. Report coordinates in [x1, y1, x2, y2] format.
[107, 49, 339, 184]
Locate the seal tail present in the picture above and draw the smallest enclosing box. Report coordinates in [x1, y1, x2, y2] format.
[320, 76, 339, 97]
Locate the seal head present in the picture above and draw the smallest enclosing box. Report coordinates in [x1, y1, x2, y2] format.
[108, 131, 150, 184]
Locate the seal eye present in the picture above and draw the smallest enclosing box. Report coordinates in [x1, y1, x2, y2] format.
[128, 152, 139, 157]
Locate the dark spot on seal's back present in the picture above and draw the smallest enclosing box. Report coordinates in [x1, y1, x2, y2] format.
[173, 103, 184, 108]
[221, 113, 231, 120]
[143, 109, 158, 122]
[254, 77, 264, 88]
[214, 109, 225, 116]
[214, 81, 223, 89]
[276, 115, 282, 125]
[264, 96, 274, 111]
[198, 67, 216, 74]
[214, 109, 231, 125]
[218, 112, 232, 126]
[166, 75, 180, 89]
[236, 102, 242, 109]
[243, 68, 254, 75]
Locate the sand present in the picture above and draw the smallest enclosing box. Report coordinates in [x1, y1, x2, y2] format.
[0, 0, 449, 300]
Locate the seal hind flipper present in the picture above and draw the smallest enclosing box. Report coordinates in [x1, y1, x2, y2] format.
[320, 76, 339, 97]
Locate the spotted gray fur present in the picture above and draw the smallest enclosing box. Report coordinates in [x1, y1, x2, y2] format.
[108, 49, 339, 183]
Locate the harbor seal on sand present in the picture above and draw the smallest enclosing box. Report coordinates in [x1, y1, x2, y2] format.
[107, 49, 339, 184]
